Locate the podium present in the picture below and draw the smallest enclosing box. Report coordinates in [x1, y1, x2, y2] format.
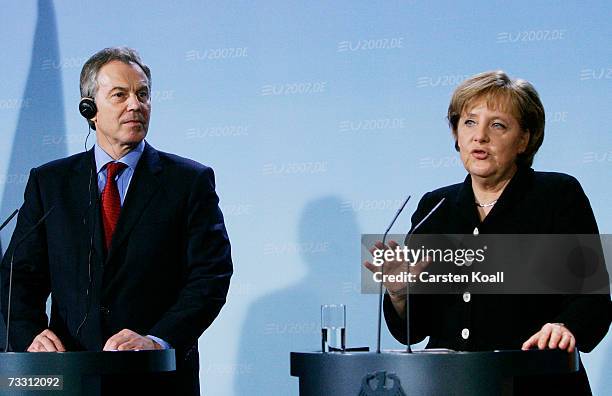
[291, 349, 578, 395]
[0, 350, 175, 395]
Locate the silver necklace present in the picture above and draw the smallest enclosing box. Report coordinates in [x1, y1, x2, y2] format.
[475, 200, 497, 208]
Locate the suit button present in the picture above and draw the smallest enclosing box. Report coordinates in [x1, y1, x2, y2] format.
[100, 306, 110, 316]
[473, 227, 479, 236]
[461, 328, 470, 339]
[463, 292, 471, 302]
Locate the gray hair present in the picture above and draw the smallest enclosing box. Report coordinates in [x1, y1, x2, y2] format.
[79, 47, 151, 99]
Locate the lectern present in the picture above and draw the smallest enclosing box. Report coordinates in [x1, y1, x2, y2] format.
[291, 349, 578, 395]
[0, 349, 175, 395]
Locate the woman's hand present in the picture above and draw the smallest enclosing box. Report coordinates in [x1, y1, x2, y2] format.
[363, 240, 431, 298]
[521, 323, 576, 352]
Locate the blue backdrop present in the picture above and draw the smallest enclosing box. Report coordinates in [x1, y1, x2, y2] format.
[1, 1, 610, 394]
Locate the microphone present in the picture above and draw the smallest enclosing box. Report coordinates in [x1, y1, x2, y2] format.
[403, 197, 446, 353]
[0, 210, 19, 233]
[376, 195, 411, 354]
[4, 206, 55, 352]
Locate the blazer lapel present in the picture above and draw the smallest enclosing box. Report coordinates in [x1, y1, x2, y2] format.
[106, 142, 162, 263]
[479, 166, 532, 229]
[453, 174, 480, 229]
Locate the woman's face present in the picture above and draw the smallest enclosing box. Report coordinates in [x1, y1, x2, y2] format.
[456, 98, 529, 184]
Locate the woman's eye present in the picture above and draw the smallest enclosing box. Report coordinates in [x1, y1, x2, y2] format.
[464, 119, 475, 126]
[492, 122, 506, 129]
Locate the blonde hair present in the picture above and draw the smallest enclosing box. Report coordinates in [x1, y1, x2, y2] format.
[447, 70, 545, 167]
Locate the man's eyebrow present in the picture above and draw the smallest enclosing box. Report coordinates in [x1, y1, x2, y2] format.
[108, 86, 128, 92]
[107, 84, 149, 93]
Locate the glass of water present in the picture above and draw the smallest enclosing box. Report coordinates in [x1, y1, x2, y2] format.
[321, 304, 346, 352]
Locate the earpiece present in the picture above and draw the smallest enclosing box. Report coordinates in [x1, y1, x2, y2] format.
[79, 98, 97, 129]
[76, 104, 98, 335]
[79, 98, 97, 119]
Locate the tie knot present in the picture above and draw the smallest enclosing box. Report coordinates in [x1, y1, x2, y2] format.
[106, 162, 127, 179]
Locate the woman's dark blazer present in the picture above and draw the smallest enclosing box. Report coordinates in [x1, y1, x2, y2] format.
[384, 166, 611, 395]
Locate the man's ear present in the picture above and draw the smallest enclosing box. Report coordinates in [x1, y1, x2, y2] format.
[89, 115, 97, 130]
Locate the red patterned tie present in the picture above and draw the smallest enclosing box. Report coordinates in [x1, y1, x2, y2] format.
[101, 162, 127, 251]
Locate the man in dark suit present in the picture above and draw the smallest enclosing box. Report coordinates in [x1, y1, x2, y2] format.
[0, 47, 233, 395]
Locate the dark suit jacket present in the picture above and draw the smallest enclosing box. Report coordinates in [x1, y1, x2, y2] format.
[1, 142, 233, 395]
[384, 166, 611, 395]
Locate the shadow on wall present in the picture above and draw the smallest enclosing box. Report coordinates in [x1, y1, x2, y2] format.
[596, 338, 612, 395]
[0, 0, 67, 349]
[233, 196, 376, 395]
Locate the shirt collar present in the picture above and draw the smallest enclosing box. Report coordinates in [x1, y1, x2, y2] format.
[95, 139, 145, 174]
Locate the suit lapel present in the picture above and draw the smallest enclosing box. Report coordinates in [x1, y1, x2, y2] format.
[72, 149, 106, 264]
[106, 142, 162, 263]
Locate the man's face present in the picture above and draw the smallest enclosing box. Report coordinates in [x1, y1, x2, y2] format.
[92, 60, 151, 149]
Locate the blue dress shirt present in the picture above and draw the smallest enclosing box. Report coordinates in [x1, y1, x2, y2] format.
[95, 140, 144, 204]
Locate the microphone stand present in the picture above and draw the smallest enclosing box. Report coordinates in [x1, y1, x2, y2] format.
[376, 196, 411, 354]
[0, 209, 19, 233]
[403, 198, 445, 353]
[4, 207, 55, 351]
